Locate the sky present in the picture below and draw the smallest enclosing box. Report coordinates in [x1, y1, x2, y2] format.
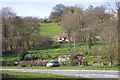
[1, 0, 116, 18]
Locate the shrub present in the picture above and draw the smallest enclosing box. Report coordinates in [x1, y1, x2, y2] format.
[2, 61, 19, 66]
[2, 61, 9, 66]
[2, 50, 16, 55]
[69, 54, 79, 66]
[24, 54, 33, 60]
[32, 53, 52, 60]
[19, 60, 49, 67]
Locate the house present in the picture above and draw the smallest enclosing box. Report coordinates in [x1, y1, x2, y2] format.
[55, 33, 69, 43]
[58, 55, 71, 66]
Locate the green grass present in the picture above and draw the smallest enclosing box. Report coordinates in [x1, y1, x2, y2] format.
[40, 22, 62, 38]
[2, 71, 92, 80]
[29, 43, 87, 56]
[2, 54, 19, 61]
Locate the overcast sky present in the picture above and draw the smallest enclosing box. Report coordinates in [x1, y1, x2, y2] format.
[1, 0, 115, 18]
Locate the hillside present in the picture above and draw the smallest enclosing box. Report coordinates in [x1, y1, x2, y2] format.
[40, 22, 62, 38]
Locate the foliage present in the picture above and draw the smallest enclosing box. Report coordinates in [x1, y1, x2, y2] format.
[2, 54, 18, 61]
[24, 54, 33, 60]
[19, 60, 49, 67]
[50, 4, 65, 23]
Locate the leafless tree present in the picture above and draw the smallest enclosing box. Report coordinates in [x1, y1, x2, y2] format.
[97, 1, 120, 65]
[1, 7, 41, 60]
[2, 7, 16, 51]
[61, 6, 83, 52]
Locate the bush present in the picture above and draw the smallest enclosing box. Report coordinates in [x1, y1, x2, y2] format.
[32, 53, 52, 60]
[69, 54, 79, 66]
[2, 50, 16, 55]
[24, 54, 33, 60]
[2, 61, 9, 66]
[2, 61, 19, 66]
[19, 60, 49, 67]
[47, 43, 61, 49]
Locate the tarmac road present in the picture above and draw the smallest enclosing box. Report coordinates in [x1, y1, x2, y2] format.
[1, 69, 120, 79]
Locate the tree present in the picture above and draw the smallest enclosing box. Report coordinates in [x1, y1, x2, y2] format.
[22, 17, 41, 50]
[53, 4, 65, 13]
[85, 5, 112, 36]
[100, 16, 118, 65]
[1, 7, 41, 60]
[50, 4, 65, 24]
[2, 7, 16, 52]
[107, 0, 120, 65]
[61, 6, 83, 52]
[82, 5, 113, 55]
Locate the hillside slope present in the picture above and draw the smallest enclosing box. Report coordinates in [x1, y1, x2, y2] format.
[40, 22, 62, 38]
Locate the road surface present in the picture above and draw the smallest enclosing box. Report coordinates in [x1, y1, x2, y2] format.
[1, 69, 120, 79]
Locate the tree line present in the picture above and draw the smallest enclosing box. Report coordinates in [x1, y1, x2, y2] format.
[1, 7, 42, 60]
[50, 3, 119, 64]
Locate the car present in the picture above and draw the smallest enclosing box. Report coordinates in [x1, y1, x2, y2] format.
[46, 60, 60, 67]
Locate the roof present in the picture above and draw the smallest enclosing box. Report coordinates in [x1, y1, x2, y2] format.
[58, 33, 67, 38]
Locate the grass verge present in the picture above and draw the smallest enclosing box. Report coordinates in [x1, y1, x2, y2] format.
[2, 71, 93, 80]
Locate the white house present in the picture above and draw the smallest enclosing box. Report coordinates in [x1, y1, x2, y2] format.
[55, 33, 69, 43]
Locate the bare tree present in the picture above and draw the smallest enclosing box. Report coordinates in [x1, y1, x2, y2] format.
[61, 6, 83, 52]
[97, 1, 120, 65]
[2, 7, 41, 60]
[100, 16, 118, 66]
[2, 7, 16, 51]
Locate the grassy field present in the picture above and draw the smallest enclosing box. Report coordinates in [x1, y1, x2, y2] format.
[29, 43, 87, 58]
[2, 71, 92, 80]
[40, 22, 62, 38]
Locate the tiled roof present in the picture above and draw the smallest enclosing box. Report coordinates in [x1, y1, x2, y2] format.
[58, 33, 67, 38]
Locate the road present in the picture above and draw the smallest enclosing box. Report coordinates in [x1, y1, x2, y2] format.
[1, 69, 120, 79]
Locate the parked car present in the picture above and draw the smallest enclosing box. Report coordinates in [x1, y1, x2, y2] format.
[46, 60, 60, 67]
